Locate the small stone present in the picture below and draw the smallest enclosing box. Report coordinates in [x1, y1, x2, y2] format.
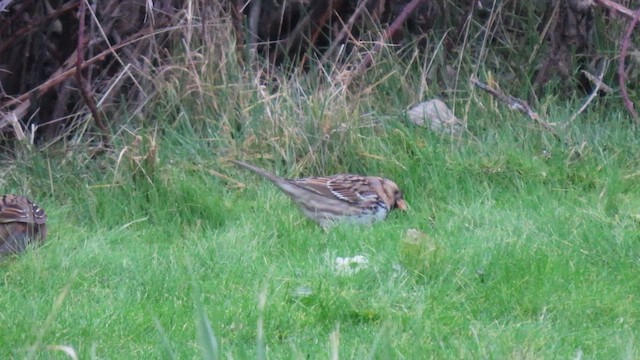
[407, 99, 464, 136]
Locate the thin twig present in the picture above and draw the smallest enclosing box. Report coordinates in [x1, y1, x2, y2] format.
[230, 0, 246, 57]
[617, 6, 640, 123]
[301, 0, 343, 69]
[319, 0, 372, 66]
[594, 0, 637, 19]
[76, 0, 110, 148]
[0, 26, 164, 112]
[347, 0, 427, 83]
[470, 76, 559, 138]
[580, 69, 613, 94]
[248, 0, 262, 61]
[279, 0, 332, 64]
[565, 61, 609, 126]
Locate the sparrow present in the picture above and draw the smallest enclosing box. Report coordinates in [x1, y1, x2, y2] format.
[231, 160, 407, 228]
[0, 194, 48, 256]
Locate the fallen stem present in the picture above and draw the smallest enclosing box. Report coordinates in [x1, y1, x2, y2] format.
[470, 76, 559, 138]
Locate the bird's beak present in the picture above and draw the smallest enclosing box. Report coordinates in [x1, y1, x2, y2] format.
[396, 199, 408, 211]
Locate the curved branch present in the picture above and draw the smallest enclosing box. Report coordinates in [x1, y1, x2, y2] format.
[594, 0, 637, 19]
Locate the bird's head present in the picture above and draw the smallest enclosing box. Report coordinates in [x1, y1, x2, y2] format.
[380, 179, 408, 211]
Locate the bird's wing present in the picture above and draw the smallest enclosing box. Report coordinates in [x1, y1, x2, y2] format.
[291, 175, 379, 205]
[0, 195, 47, 224]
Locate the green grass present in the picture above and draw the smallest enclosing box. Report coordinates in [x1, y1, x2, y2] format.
[2, 109, 639, 358]
[2, 32, 640, 357]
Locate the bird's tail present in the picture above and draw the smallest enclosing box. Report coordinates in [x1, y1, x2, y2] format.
[230, 160, 286, 185]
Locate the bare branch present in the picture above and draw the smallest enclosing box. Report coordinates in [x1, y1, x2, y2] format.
[565, 61, 609, 126]
[347, 0, 428, 83]
[320, 0, 372, 66]
[594, 0, 637, 19]
[470, 76, 559, 138]
[76, 0, 110, 148]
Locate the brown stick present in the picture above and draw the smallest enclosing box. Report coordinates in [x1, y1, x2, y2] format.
[348, 0, 427, 82]
[594, 0, 637, 19]
[247, 0, 262, 60]
[566, 63, 609, 126]
[617, 6, 640, 123]
[75, 0, 110, 147]
[230, 0, 246, 57]
[319, 0, 372, 66]
[280, 0, 332, 61]
[0, 27, 158, 112]
[470, 76, 559, 138]
[301, 0, 344, 69]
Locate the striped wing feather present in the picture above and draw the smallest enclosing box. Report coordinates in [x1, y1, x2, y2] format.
[0, 195, 47, 224]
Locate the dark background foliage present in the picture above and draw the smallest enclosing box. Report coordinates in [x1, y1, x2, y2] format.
[0, 0, 638, 149]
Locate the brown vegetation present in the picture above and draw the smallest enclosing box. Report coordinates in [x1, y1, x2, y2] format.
[0, 0, 638, 150]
